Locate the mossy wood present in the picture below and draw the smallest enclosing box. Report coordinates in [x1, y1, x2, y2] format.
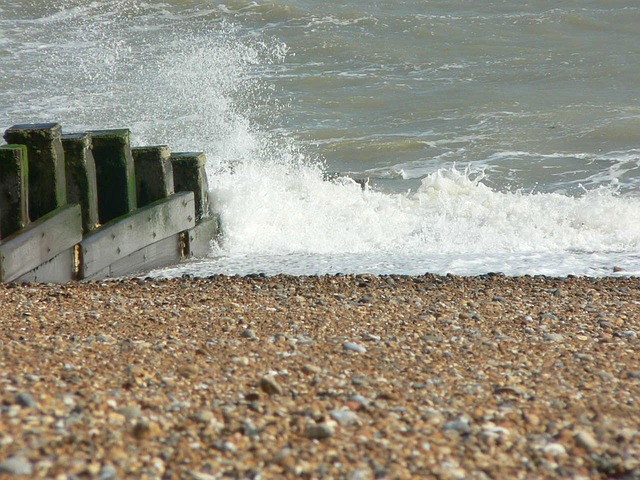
[0, 145, 29, 237]
[171, 152, 211, 221]
[89, 129, 137, 223]
[3, 123, 66, 221]
[132, 145, 175, 207]
[62, 133, 99, 232]
[79, 191, 195, 279]
[0, 204, 82, 282]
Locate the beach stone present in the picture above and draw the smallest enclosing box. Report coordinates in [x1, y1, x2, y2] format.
[350, 468, 371, 480]
[241, 328, 258, 340]
[362, 333, 381, 342]
[272, 449, 296, 472]
[301, 364, 321, 374]
[15, 392, 38, 408]
[259, 375, 283, 395]
[305, 422, 336, 439]
[343, 341, 366, 353]
[348, 395, 370, 409]
[574, 430, 599, 451]
[117, 405, 141, 420]
[543, 442, 567, 457]
[615, 330, 637, 339]
[189, 472, 218, 480]
[330, 408, 360, 426]
[99, 464, 118, 480]
[0, 455, 33, 475]
[443, 417, 471, 434]
[194, 410, 215, 424]
[543, 333, 564, 342]
[231, 356, 250, 366]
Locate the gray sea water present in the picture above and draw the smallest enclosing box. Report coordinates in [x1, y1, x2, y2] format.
[1, 0, 640, 276]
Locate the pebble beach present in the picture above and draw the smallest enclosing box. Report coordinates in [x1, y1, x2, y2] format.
[1, 273, 639, 479]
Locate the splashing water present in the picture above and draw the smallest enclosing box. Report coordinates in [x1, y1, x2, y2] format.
[3, 1, 640, 277]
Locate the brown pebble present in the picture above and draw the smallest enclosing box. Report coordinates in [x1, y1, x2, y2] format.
[259, 375, 283, 395]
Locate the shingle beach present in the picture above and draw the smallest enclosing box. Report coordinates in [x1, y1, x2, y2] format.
[1, 274, 639, 479]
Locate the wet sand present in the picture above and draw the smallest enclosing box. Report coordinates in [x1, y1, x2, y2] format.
[1, 274, 639, 479]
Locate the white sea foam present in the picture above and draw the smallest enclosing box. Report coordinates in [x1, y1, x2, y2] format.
[208, 166, 640, 259]
[3, 1, 640, 277]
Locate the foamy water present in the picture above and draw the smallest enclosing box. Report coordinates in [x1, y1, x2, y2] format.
[1, 1, 640, 277]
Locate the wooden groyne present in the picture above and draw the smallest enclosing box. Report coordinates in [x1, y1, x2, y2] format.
[0, 123, 219, 283]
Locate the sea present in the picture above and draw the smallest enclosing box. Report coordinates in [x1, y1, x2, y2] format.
[1, 0, 640, 277]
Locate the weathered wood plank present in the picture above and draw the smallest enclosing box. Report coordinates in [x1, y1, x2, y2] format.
[79, 192, 195, 279]
[187, 216, 220, 258]
[82, 234, 184, 281]
[0, 204, 82, 282]
[16, 247, 76, 283]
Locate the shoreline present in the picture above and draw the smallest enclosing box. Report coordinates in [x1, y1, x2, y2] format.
[1, 274, 639, 478]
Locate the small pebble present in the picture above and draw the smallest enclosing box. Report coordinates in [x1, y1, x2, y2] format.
[99, 464, 118, 480]
[330, 408, 360, 426]
[241, 329, 258, 340]
[616, 330, 637, 339]
[348, 395, 370, 409]
[305, 422, 336, 439]
[343, 342, 366, 353]
[15, 392, 38, 408]
[574, 430, 599, 451]
[259, 375, 283, 395]
[543, 443, 567, 457]
[0, 455, 33, 476]
[443, 418, 471, 434]
[543, 333, 564, 342]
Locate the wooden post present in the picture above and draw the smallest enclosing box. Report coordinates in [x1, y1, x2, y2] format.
[171, 152, 218, 258]
[132, 145, 175, 207]
[3, 123, 66, 221]
[0, 145, 29, 238]
[89, 129, 137, 224]
[62, 132, 100, 232]
[171, 152, 211, 221]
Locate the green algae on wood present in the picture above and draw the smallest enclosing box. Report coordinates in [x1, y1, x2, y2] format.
[0, 145, 29, 238]
[3, 123, 67, 221]
[131, 145, 175, 207]
[89, 129, 137, 224]
[170, 152, 211, 222]
[62, 132, 100, 232]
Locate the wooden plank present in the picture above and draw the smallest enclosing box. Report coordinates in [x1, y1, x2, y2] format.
[16, 247, 76, 283]
[187, 216, 220, 258]
[79, 192, 195, 279]
[82, 234, 183, 281]
[109, 233, 183, 278]
[0, 204, 82, 282]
